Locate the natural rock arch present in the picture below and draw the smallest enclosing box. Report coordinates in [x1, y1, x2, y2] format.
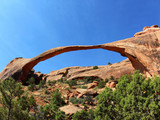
[1, 27, 160, 82]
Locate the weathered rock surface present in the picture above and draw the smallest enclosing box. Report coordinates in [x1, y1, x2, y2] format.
[1, 25, 160, 82]
[77, 89, 98, 98]
[134, 25, 160, 37]
[106, 80, 118, 88]
[87, 81, 99, 89]
[46, 59, 134, 81]
[59, 105, 82, 115]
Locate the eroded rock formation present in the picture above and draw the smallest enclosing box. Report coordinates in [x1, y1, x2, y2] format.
[1, 25, 160, 82]
[134, 25, 160, 37]
[46, 59, 134, 81]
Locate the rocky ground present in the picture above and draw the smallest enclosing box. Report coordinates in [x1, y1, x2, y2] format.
[22, 71, 118, 117]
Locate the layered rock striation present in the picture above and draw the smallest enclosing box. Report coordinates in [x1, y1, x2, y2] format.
[46, 59, 133, 81]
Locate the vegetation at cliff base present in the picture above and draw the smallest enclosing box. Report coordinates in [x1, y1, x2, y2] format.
[73, 71, 160, 120]
[1, 71, 160, 120]
[39, 89, 66, 120]
[0, 78, 65, 120]
[0, 77, 35, 120]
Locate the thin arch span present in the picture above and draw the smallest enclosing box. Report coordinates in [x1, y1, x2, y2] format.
[1, 31, 160, 82]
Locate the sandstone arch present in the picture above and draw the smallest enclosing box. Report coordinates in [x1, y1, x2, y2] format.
[1, 28, 160, 82]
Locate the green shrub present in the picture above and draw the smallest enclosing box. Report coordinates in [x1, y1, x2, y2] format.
[69, 97, 85, 104]
[39, 80, 46, 88]
[40, 89, 66, 119]
[57, 78, 66, 83]
[93, 86, 99, 91]
[72, 110, 94, 120]
[94, 71, 160, 120]
[93, 66, 99, 70]
[81, 86, 87, 89]
[0, 77, 35, 120]
[67, 79, 77, 87]
[65, 87, 70, 91]
[48, 80, 56, 86]
[40, 105, 65, 120]
[84, 96, 94, 105]
[44, 90, 49, 94]
[55, 110, 66, 120]
[109, 75, 114, 80]
[83, 77, 93, 84]
[27, 77, 36, 91]
[27, 77, 36, 84]
[51, 89, 65, 106]
[98, 81, 106, 88]
[108, 62, 112, 65]
[93, 78, 101, 82]
[77, 85, 87, 89]
[105, 78, 109, 83]
[28, 84, 36, 92]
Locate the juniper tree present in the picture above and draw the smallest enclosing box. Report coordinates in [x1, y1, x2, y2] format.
[0, 77, 34, 120]
[94, 71, 160, 120]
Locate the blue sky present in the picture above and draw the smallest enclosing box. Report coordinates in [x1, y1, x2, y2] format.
[0, 0, 160, 74]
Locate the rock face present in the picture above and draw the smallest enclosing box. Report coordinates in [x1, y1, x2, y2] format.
[134, 25, 160, 37]
[87, 81, 99, 89]
[77, 89, 98, 99]
[46, 59, 134, 81]
[1, 25, 160, 82]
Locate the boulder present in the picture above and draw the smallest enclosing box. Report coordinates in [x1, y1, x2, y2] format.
[77, 89, 98, 98]
[59, 105, 82, 115]
[106, 81, 118, 88]
[87, 82, 98, 89]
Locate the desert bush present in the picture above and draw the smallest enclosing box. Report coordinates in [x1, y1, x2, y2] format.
[39, 89, 65, 119]
[72, 110, 94, 120]
[65, 87, 70, 91]
[81, 85, 87, 89]
[84, 96, 94, 105]
[94, 71, 160, 120]
[28, 84, 36, 92]
[39, 80, 46, 88]
[57, 78, 66, 83]
[55, 110, 66, 120]
[93, 78, 101, 82]
[67, 79, 77, 87]
[83, 77, 93, 84]
[93, 66, 99, 70]
[40, 105, 65, 120]
[109, 75, 114, 80]
[69, 97, 85, 105]
[0, 77, 35, 120]
[105, 78, 109, 83]
[77, 85, 87, 89]
[27, 77, 36, 91]
[50, 89, 65, 106]
[44, 90, 49, 94]
[108, 62, 112, 65]
[97, 81, 106, 88]
[48, 80, 56, 86]
[27, 77, 36, 84]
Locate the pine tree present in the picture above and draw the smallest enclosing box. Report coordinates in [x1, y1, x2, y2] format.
[0, 77, 34, 120]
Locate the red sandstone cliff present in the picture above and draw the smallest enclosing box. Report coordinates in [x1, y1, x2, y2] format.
[0, 25, 160, 82]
